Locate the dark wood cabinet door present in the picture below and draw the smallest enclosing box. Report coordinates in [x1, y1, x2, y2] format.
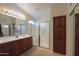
[0, 37, 32, 56]
[53, 15, 66, 55]
[12, 39, 22, 55]
[75, 14, 79, 56]
[22, 38, 28, 51]
[27, 37, 32, 48]
[0, 42, 12, 56]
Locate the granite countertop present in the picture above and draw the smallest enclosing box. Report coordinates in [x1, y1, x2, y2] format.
[0, 35, 32, 44]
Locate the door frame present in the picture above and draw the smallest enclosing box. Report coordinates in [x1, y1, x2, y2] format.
[39, 21, 50, 49]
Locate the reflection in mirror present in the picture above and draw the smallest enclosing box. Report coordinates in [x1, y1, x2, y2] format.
[0, 13, 16, 37]
[15, 19, 27, 36]
[0, 13, 27, 37]
[0, 24, 3, 37]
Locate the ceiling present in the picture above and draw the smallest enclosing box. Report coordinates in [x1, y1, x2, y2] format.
[0, 3, 33, 20]
[0, 3, 27, 15]
[16, 3, 54, 21]
[0, 3, 55, 22]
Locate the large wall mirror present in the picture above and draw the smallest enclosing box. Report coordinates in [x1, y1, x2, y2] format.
[0, 13, 27, 37]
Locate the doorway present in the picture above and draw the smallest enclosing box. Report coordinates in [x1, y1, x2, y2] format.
[53, 15, 66, 55]
[75, 14, 79, 56]
[39, 22, 50, 49]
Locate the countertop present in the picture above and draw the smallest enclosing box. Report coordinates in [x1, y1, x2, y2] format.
[0, 35, 32, 44]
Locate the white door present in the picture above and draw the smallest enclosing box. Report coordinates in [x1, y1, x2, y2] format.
[40, 22, 49, 48]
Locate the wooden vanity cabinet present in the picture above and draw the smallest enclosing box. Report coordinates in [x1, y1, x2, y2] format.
[27, 37, 32, 49]
[0, 37, 32, 56]
[22, 38, 28, 51]
[22, 37, 32, 52]
[0, 42, 12, 56]
[11, 39, 23, 56]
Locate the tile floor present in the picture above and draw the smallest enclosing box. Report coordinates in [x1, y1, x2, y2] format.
[21, 46, 64, 56]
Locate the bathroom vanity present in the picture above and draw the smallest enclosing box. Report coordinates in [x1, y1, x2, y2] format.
[0, 35, 32, 56]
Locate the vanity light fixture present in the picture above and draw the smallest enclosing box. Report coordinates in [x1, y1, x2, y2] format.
[0, 9, 25, 20]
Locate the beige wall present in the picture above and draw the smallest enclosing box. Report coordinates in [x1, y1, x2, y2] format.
[50, 3, 76, 56]
[74, 4, 79, 14]
[51, 4, 68, 17]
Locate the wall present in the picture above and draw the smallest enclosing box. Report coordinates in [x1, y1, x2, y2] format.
[31, 22, 39, 46]
[49, 11, 53, 51]
[51, 3, 75, 55]
[74, 4, 79, 14]
[51, 4, 68, 17]
[66, 13, 75, 56]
